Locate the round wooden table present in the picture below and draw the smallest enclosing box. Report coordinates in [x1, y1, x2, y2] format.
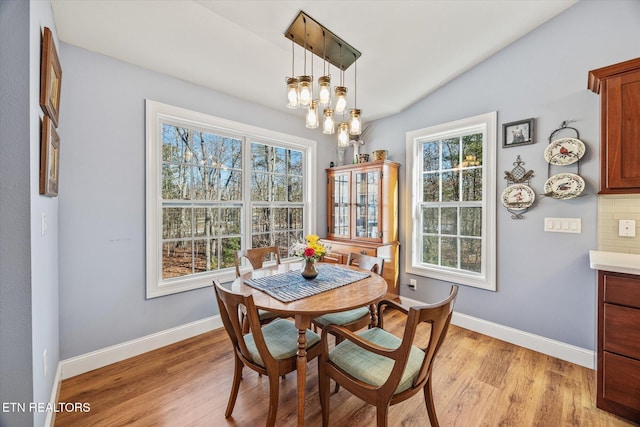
[231, 262, 388, 426]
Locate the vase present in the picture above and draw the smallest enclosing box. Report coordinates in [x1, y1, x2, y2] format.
[301, 260, 318, 280]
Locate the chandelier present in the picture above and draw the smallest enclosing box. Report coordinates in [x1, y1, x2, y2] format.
[284, 11, 362, 147]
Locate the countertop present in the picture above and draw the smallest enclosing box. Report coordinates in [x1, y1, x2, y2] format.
[589, 250, 640, 276]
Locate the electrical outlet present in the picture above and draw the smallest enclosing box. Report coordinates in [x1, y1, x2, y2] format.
[43, 349, 47, 377]
[408, 279, 417, 290]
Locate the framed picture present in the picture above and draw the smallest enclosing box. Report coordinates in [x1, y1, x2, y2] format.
[503, 118, 534, 148]
[39, 26, 62, 127]
[40, 116, 60, 197]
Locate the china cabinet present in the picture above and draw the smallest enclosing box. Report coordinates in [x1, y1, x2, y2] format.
[596, 270, 640, 422]
[321, 160, 399, 296]
[588, 57, 640, 193]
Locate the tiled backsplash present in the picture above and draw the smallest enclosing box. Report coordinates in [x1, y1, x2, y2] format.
[598, 194, 640, 254]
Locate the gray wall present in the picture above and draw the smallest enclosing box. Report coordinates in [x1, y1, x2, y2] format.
[364, 0, 640, 350]
[58, 44, 334, 358]
[0, 0, 60, 426]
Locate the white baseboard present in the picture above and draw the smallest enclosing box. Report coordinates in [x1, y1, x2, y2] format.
[59, 315, 222, 380]
[399, 295, 595, 369]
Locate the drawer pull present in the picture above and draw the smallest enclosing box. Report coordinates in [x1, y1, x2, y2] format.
[360, 249, 367, 255]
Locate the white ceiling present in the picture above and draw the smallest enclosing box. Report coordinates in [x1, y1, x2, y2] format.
[50, 0, 577, 122]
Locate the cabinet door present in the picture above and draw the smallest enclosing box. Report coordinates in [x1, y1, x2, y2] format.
[605, 71, 640, 190]
[352, 169, 382, 242]
[327, 171, 351, 239]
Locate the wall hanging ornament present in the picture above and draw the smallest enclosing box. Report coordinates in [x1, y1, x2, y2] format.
[543, 120, 586, 199]
[502, 155, 535, 219]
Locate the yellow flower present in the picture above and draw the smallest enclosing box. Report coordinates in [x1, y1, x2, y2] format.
[306, 234, 320, 245]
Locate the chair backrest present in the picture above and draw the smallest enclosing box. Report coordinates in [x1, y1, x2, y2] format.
[234, 246, 282, 277]
[213, 279, 276, 372]
[379, 285, 458, 396]
[346, 252, 384, 275]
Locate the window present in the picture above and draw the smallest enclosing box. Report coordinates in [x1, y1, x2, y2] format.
[405, 112, 496, 290]
[146, 100, 316, 298]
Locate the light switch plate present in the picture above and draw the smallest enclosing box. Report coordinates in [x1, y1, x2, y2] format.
[544, 217, 582, 234]
[619, 220, 636, 237]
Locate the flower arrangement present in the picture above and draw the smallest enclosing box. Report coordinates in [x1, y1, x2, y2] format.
[291, 234, 326, 262]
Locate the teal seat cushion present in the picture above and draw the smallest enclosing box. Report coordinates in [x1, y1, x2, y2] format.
[244, 319, 320, 367]
[257, 309, 279, 321]
[328, 327, 425, 394]
[314, 307, 370, 327]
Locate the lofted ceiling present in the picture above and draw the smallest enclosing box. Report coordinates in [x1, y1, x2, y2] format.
[50, 0, 577, 122]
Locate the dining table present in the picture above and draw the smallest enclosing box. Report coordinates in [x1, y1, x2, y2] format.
[231, 261, 388, 427]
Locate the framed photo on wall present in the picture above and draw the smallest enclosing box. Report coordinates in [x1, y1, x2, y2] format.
[503, 118, 534, 148]
[39, 26, 62, 127]
[40, 116, 60, 197]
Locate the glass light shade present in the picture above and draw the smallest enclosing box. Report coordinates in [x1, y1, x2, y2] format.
[334, 86, 347, 114]
[349, 109, 362, 135]
[286, 77, 299, 109]
[318, 75, 331, 106]
[298, 76, 312, 108]
[306, 100, 319, 129]
[323, 108, 335, 134]
[337, 122, 350, 147]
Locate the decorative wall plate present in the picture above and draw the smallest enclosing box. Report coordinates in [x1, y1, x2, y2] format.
[544, 137, 586, 165]
[501, 184, 535, 209]
[544, 173, 585, 199]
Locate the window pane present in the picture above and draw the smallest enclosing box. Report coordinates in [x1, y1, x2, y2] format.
[194, 239, 217, 273]
[461, 238, 481, 272]
[422, 208, 438, 234]
[252, 208, 270, 233]
[220, 169, 241, 201]
[289, 176, 303, 202]
[462, 133, 483, 161]
[273, 147, 287, 174]
[221, 237, 240, 268]
[193, 166, 217, 200]
[251, 173, 269, 201]
[219, 207, 241, 235]
[162, 163, 191, 200]
[460, 207, 482, 237]
[162, 125, 189, 163]
[442, 171, 460, 202]
[462, 169, 482, 201]
[423, 172, 439, 202]
[290, 208, 303, 230]
[422, 236, 438, 265]
[162, 241, 192, 279]
[191, 131, 214, 167]
[441, 137, 460, 170]
[252, 233, 271, 249]
[289, 150, 303, 176]
[273, 232, 289, 255]
[273, 208, 288, 230]
[251, 143, 270, 172]
[422, 141, 439, 172]
[272, 175, 287, 202]
[193, 207, 216, 237]
[220, 137, 242, 169]
[441, 237, 458, 268]
[441, 207, 457, 235]
[163, 207, 191, 239]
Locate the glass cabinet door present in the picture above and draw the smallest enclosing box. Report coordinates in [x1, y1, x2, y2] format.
[329, 172, 351, 238]
[353, 170, 381, 240]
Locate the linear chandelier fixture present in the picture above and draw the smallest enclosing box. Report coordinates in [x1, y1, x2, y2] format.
[284, 11, 362, 147]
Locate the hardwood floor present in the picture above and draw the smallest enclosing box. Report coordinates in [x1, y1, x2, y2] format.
[55, 309, 635, 426]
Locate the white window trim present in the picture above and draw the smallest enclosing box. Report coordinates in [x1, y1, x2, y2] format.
[405, 111, 497, 291]
[145, 100, 317, 298]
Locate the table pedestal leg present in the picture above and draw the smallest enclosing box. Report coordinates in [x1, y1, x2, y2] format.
[296, 328, 307, 427]
[370, 303, 379, 327]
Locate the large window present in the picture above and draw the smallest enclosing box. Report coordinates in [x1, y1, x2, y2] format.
[146, 100, 316, 298]
[405, 112, 496, 290]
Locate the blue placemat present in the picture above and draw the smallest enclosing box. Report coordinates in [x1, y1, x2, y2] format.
[244, 264, 371, 303]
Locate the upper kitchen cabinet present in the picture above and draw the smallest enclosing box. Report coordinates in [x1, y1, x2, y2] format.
[589, 57, 640, 194]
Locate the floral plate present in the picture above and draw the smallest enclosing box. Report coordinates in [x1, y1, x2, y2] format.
[544, 138, 586, 165]
[544, 173, 585, 199]
[501, 184, 535, 209]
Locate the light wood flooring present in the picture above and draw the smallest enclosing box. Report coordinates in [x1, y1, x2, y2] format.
[55, 308, 636, 426]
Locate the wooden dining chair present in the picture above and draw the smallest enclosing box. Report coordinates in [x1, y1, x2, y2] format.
[312, 253, 384, 339]
[213, 279, 321, 427]
[234, 246, 282, 332]
[318, 285, 459, 427]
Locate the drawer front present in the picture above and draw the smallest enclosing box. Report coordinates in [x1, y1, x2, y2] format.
[604, 303, 640, 359]
[320, 241, 377, 258]
[602, 351, 640, 411]
[604, 274, 640, 309]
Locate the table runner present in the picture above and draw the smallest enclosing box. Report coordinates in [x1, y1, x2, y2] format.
[244, 264, 371, 303]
